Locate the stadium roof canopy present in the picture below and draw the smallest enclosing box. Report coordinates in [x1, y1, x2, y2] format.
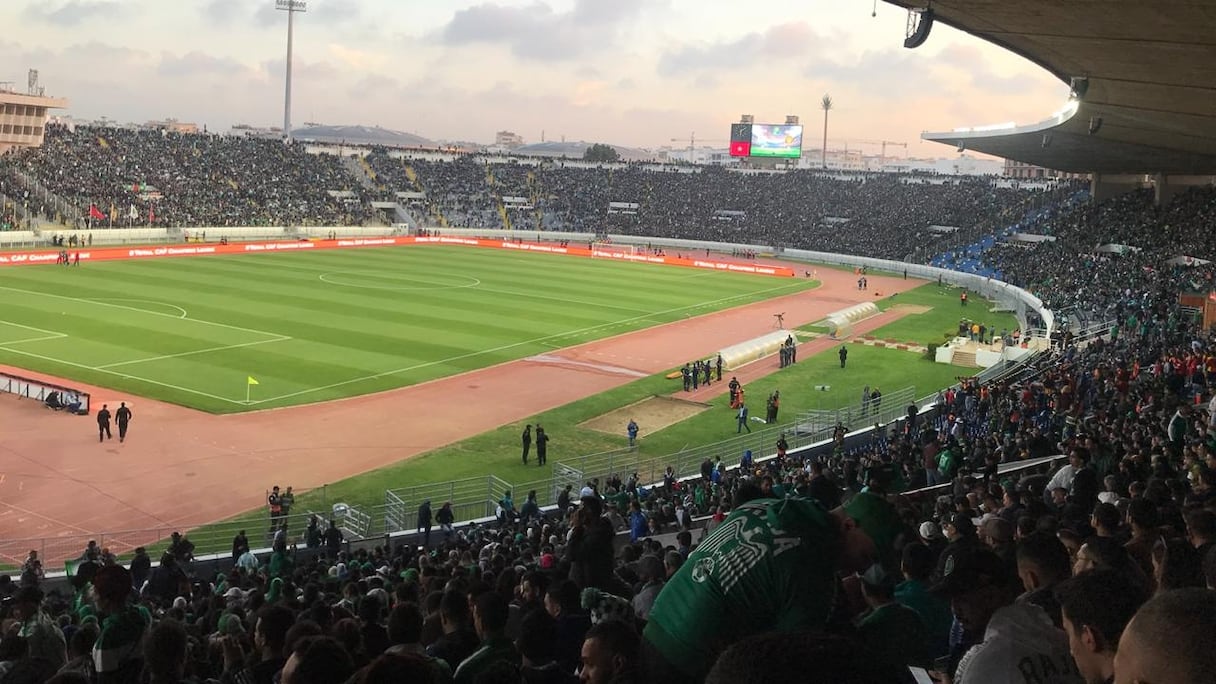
[883, 1, 1216, 174]
[291, 124, 432, 148]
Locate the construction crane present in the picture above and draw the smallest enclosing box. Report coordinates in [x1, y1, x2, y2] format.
[827, 139, 908, 166]
[669, 132, 729, 164]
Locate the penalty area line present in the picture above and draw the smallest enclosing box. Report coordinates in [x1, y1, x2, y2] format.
[96, 335, 293, 369]
[0, 319, 69, 345]
[0, 285, 283, 339]
[0, 346, 248, 405]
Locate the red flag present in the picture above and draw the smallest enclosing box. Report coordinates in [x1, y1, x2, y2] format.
[88, 204, 106, 221]
[148, 205, 155, 225]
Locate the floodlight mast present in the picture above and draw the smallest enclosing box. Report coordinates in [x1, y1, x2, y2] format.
[276, 0, 307, 142]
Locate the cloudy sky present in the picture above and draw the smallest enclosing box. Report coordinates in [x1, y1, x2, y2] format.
[2, 0, 1067, 151]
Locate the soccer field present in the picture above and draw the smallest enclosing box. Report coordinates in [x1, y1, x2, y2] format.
[0, 246, 815, 412]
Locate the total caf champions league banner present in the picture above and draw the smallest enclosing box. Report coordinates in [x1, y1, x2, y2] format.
[0, 236, 795, 277]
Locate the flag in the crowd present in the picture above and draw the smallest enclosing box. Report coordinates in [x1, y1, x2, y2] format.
[88, 204, 105, 221]
[64, 559, 79, 577]
[131, 182, 145, 192]
[129, 204, 137, 220]
[247, 376, 259, 386]
[148, 205, 155, 225]
[109, 203, 116, 223]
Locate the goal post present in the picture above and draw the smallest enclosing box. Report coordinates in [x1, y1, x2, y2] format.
[590, 241, 637, 257]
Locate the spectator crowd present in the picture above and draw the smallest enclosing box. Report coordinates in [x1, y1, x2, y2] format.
[2, 129, 1216, 683]
[2, 126, 373, 229]
[4, 128, 1087, 262]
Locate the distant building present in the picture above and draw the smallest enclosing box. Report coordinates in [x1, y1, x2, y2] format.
[0, 87, 68, 154]
[661, 146, 737, 166]
[798, 148, 866, 172]
[230, 124, 283, 139]
[144, 118, 199, 134]
[878, 154, 1004, 176]
[495, 130, 524, 149]
[1004, 158, 1089, 180]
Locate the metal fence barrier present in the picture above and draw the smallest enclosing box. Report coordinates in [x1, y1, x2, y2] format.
[1, 371, 91, 414]
[383, 476, 511, 534]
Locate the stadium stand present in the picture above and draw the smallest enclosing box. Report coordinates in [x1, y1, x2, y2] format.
[2, 125, 375, 229]
[2, 89, 1216, 684]
[4, 127, 1087, 262]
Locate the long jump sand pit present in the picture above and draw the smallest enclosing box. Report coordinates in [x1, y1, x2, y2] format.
[887, 304, 932, 314]
[580, 395, 710, 437]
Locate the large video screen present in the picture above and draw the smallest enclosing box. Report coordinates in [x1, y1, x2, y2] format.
[749, 124, 803, 158]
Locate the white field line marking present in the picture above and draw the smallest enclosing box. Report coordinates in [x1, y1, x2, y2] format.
[0, 320, 69, 345]
[0, 335, 65, 344]
[0, 346, 247, 405]
[470, 285, 652, 314]
[94, 298, 189, 319]
[96, 335, 292, 369]
[318, 272, 482, 291]
[248, 280, 807, 405]
[0, 285, 283, 339]
[216, 259, 704, 315]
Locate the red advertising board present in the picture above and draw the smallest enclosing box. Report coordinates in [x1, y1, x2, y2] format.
[0, 236, 796, 277]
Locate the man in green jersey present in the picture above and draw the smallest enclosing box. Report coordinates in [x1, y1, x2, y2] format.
[643, 492, 901, 682]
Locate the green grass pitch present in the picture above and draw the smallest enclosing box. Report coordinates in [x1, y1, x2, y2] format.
[0, 246, 817, 412]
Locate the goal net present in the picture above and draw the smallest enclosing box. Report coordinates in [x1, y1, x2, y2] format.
[590, 241, 638, 258]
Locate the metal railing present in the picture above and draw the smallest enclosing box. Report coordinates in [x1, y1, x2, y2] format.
[0, 510, 314, 570]
[0, 494, 384, 570]
[383, 476, 511, 533]
[794, 386, 918, 436]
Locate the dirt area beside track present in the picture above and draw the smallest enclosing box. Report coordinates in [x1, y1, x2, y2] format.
[579, 395, 710, 437]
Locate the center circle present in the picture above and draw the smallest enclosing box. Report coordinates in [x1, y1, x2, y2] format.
[318, 271, 481, 291]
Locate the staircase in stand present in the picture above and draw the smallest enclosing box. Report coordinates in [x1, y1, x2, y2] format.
[485, 165, 511, 230]
[952, 349, 979, 368]
[341, 156, 379, 192]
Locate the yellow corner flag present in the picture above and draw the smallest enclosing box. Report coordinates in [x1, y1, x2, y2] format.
[247, 376, 259, 385]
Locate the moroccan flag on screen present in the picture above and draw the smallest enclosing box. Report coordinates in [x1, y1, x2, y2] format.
[729, 141, 752, 157]
[88, 204, 105, 220]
